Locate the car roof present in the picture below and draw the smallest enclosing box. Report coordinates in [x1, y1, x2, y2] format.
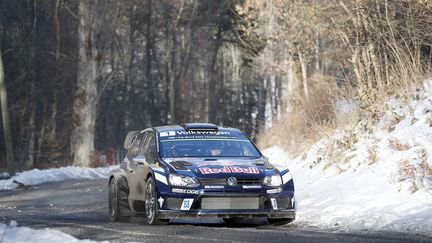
[147, 123, 243, 133]
[152, 124, 241, 134]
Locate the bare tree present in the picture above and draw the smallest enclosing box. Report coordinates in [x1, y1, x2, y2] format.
[0, 47, 15, 175]
[71, 0, 100, 166]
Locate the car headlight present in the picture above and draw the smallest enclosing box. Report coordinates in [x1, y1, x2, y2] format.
[263, 174, 282, 186]
[169, 174, 200, 187]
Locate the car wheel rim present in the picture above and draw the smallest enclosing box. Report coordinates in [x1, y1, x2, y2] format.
[109, 182, 117, 217]
[145, 182, 155, 221]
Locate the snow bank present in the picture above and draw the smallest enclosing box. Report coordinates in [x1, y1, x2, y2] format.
[0, 221, 100, 243]
[263, 81, 432, 236]
[0, 166, 114, 191]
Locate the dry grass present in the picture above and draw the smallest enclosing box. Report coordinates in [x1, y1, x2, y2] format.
[399, 159, 420, 192]
[387, 113, 405, 132]
[388, 138, 411, 151]
[426, 115, 432, 127]
[256, 83, 337, 155]
[367, 144, 378, 165]
[398, 149, 432, 193]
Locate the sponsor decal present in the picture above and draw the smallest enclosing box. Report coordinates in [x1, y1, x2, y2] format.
[270, 198, 278, 210]
[159, 131, 178, 137]
[154, 172, 168, 185]
[172, 188, 199, 194]
[180, 199, 194, 210]
[159, 132, 168, 137]
[281, 172, 293, 184]
[204, 185, 224, 189]
[158, 197, 164, 207]
[243, 185, 261, 189]
[199, 166, 259, 174]
[266, 188, 283, 194]
[176, 131, 231, 135]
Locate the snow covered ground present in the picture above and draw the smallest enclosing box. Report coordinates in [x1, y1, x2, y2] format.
[0, 221, 100, 243]
[264, 81, 432, 236]
[0, 166, 113, 191]
[0, 167, 113, 242]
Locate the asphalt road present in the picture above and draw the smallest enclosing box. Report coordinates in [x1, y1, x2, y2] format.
[0, 179, 430, 243]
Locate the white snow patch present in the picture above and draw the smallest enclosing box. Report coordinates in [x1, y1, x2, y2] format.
[263, 80, 432, 236]
[0, 166, 116, 191]
[0, 222, 102, 243]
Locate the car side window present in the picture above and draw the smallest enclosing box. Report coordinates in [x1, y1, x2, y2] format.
[129, 133, 144, 157]
[146, 135, 156, 154]
[143, 133, 157, 163]
[138, 132, 151, 156]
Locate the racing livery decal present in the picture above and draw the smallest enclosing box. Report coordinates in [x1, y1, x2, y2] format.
[199, 166, 259, 174]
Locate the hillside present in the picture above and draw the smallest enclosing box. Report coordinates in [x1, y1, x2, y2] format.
[264, 81, 432, 235]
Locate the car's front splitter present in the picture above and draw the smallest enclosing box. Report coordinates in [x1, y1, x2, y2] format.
[156, 209, 296, 219]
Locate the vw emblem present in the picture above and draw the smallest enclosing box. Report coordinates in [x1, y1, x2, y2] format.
[227, 177, 237, 186]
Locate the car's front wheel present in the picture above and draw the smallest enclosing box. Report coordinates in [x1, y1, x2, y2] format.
[145, 177, 169, 225]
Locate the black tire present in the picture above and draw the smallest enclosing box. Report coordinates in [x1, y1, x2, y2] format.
[267, 218, 293, 226]
[109, 177, 131, 222]
[145, 177, 169, 225]
[223, 218, 239, 225]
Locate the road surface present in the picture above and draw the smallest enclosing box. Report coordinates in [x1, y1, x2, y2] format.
[0, 179, 430, 242]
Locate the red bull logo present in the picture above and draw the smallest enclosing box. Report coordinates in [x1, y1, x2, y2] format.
[199, 166, 259, 174]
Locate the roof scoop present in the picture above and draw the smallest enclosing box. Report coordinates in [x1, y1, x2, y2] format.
[181, 123, 218, 131]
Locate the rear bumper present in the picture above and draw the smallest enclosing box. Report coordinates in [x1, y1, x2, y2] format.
[157, 209, 296, 219]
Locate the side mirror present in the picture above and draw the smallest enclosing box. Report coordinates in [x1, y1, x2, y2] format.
[133, 155, 146, 165]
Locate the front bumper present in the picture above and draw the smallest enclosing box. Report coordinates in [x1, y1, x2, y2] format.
[155, 186, 295, 219]
[157, 209, 296, 219]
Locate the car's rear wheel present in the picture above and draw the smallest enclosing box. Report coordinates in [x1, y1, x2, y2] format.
[109, 177, 131, 222]
[267, 218, 293, 226]
[145, 177, 169, 225]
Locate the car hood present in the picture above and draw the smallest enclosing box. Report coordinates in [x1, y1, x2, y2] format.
[163, 157, 274, 177]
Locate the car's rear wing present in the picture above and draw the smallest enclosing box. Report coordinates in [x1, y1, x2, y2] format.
[123, 130, 140, 150]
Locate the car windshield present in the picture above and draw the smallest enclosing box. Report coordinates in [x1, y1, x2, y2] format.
[159, 139, 261, 158]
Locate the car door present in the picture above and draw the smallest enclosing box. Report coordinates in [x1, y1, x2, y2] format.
[135, 132, 157, 201]
[126, 132, 146, 202]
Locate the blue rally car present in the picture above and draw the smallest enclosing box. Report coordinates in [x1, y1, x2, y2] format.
[108, 123, 295, 225]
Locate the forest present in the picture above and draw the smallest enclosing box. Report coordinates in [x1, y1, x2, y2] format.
[1, 0, 431, 173]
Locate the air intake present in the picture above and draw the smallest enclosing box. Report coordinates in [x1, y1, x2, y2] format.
[181, 123, 218, 131]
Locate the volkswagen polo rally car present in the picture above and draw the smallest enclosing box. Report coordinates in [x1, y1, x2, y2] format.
[108, 123, 295, 225]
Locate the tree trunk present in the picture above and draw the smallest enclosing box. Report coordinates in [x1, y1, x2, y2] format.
[145, 0, 156, 125]
[207, 27, 222, 123]
[25, 82, 35, 170]
[315, 33, 320, 74]
[298, 52, 309, 99]
[169, 34, 177, 124]
[71, 1, 98, 167]
[0, 48, 15, 176]
[286, 55, 295, 111]
[25, 0, 37, 170]
[48, 0, 61, 141]
[368, 43, 383, 90]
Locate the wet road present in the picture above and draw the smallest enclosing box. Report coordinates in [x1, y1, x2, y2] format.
[0, 179, 430, 242]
